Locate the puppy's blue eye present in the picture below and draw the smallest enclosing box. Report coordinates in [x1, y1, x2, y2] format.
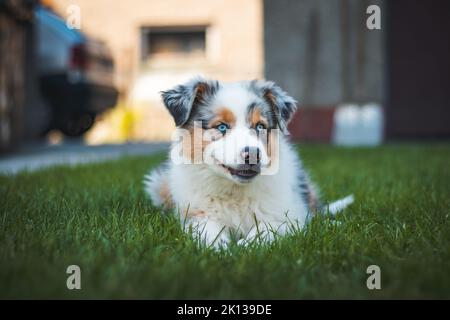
[216, 123, 229, 134]
[256, 123, 266, 131]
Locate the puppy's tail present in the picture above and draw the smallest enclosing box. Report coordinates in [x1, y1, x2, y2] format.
[143, 163, 172, 208]
[326, 194, 354, 215]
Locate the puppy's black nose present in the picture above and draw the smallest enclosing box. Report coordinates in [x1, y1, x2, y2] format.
[241, 146, 261, 164]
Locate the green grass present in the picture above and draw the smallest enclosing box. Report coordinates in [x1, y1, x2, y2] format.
[1, 144, 450, 299]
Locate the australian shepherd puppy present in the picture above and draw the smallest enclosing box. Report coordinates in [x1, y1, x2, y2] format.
[145, 77, 353, 248]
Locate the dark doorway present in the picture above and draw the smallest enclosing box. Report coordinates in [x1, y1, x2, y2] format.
[386, 0, 450, 139]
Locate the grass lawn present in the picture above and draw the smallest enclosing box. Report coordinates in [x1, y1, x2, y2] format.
[1, 144, 449, 299]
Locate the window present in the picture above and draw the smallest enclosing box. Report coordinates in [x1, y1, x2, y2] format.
[141, 26, 207, 64]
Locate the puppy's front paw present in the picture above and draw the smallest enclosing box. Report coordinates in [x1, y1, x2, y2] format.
[208, 232, 230, 250]
[188, 216, 230, 250]
[237, 238, 250, 247]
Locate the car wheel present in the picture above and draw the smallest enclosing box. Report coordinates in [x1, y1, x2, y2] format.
[58, 113, 95, 137]
[0, 112, 13, 151]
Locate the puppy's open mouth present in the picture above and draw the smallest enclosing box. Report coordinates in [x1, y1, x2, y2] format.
[219, 163, 260, 180]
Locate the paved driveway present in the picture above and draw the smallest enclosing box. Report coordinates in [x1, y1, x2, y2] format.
[0, 142, 169, 175]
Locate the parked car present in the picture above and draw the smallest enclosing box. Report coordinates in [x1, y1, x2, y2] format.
[35, 7, 118, 137]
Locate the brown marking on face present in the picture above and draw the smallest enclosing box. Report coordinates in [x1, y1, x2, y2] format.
[205, 107, 237, 142]
[250, 108, 261, 126]
[181, 107, 236, 163]
[209, 107, 236, 128]
[248, 107, 269, 128]
[181, 125, 212, 163]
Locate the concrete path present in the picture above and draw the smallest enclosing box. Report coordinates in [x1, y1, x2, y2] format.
[0, 141, 169, 175]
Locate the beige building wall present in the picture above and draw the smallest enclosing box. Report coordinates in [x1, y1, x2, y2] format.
[48, 0, 264, 142]
[51, 0, 264, 91]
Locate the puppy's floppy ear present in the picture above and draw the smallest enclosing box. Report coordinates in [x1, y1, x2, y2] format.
[251, 80, 297, 135]
[161, 77, 219, 127]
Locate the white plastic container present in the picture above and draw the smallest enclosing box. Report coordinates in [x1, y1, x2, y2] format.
[332, 103, 384, 146]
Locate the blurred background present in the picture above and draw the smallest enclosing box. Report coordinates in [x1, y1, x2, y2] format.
[1, 0, 449, 157]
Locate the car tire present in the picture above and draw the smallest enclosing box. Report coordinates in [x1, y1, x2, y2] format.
[0, 112, 13, 152]
[58, 113, 95, 137]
